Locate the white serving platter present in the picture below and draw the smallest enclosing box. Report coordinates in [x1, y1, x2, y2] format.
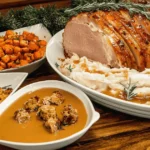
[0, 72, 28, 103]
[0, 24, 51, 74]
[46, 30, 150, 119]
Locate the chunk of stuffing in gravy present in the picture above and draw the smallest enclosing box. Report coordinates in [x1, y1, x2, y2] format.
[24, 96, 41, 112]
[14, 108, 30, 124]
[37, 105, 57, 121]
[44, 117, 61, 133]
[42, 91, 65, 106]
[62, 104, 78, 125]
[12, 89, 81, 135]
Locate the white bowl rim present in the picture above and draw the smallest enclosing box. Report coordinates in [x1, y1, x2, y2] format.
[0, 56, 45, 72]
[46, 29, 150, 110]
[0, 23, 51, 73]
[0, 80, 100, 146]
[0, 72, 28, 104]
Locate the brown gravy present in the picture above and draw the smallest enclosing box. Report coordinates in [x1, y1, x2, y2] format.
[102, 89, 149, 104]
[0, 88, 87, 143]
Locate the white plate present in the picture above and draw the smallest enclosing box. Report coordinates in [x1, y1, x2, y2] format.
[0, 24, 51, 74]
[0, 80, 99, 150]
[46, 30, 150, 119]
[0, 72, 28, 103]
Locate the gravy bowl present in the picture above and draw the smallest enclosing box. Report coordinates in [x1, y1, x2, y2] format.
[0, 80, 100, 150]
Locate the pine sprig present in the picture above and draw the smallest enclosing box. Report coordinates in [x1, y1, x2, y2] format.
[0, 6, 40, 32]
[0, 5, 68, 35]
[65, 2, 150, 18]
[71, 0, 120, 7]
[38, 6, 68, 35]
[0, 1, 149, 35]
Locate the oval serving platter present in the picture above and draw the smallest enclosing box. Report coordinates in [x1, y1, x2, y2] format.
[46, 30, 150, 119]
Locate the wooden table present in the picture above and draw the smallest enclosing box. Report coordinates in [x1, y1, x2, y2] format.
[0, 0, 150, 150]
[0, 61, 150, 150]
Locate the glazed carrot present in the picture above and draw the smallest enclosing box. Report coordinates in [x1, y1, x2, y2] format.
[26, 33, 35, 41]
[33, 36, 39, 42]
[7, 61, 16, 68]
[19, 54, 24, 60]
[0, 61, 6, 69]
[20, 60, 29, 66]
[39, 47, 46, 52]
[10, 54, 19, 61]
[0, 67, 3, 70]
[13, 39, 20, 46]
[0, 66, 4, 70]
[2, 44, 13, 54]
[5, 39, 13, 45]
[20, 40, 28, 47]
[39, 40, 47, 47]
[6, 30, 15, 36]
[14, 46, 21, 53]
[0, 42, 5, 47]
[29, 41, 39, 51]
[1, 55, 10, 63]
[5, 30, 16, 39]
[34, 51, 43, 60]
[22, 31, 29, 39]
[22, 47, 29, 53]
[24, 53, 34, 63]
[0, 38, 4, 42]
[19, 35, 24, 41]
[0, 48, 5, 57]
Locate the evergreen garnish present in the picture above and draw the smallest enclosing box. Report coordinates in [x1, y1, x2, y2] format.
[0, 0, 149, 35]
[66, 65, 73, 72]
[120, 79, 137, 100]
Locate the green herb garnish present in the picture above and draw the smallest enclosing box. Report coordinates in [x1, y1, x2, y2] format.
[120, 79, 137, 100]
[65, 2, 150, 19]
[66, 65, 73, 72]
[55, 62, 59, 68]
[0, 1, 149, 35]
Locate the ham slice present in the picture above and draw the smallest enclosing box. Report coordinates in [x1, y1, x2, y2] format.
[63, 13, 120, 68]
[63, 10, 150, 71]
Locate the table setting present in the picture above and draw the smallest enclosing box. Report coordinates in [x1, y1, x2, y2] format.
[0, 0, 150, 150]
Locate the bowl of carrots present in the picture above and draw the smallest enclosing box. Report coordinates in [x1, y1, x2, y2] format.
[0, 24, 51, 74]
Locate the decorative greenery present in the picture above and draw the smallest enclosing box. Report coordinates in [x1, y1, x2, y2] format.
[66, 65, 73, 72]
[0, 5, 69, 35]
[55, 62, 59, 68]
[71, 0, 121, 7]
[65, 2, 150, 19]
[120, 79, 137, 100]
[0, 0, 149, 35]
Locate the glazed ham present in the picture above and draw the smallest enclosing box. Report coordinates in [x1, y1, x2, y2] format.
[63, 10, 150, 71]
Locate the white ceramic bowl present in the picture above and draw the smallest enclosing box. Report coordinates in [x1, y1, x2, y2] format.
[0, 80, 100, 150]
[46, 30, 150, 118]
[0, 72, 28, 104]
[0, 24, 51, 74]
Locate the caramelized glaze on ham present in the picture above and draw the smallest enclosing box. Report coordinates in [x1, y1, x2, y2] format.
[63, 10, 150, 71]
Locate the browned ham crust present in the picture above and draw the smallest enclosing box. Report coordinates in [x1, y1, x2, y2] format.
[63, 10, 150, 71]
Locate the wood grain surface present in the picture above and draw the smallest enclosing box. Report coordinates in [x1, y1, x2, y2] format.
[0, 62, 150, 150]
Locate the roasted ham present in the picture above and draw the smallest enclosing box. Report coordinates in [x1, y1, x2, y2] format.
[63, 10, 150, 71]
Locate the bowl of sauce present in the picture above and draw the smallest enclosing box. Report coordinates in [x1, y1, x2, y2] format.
[0, 80, 100, 150]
